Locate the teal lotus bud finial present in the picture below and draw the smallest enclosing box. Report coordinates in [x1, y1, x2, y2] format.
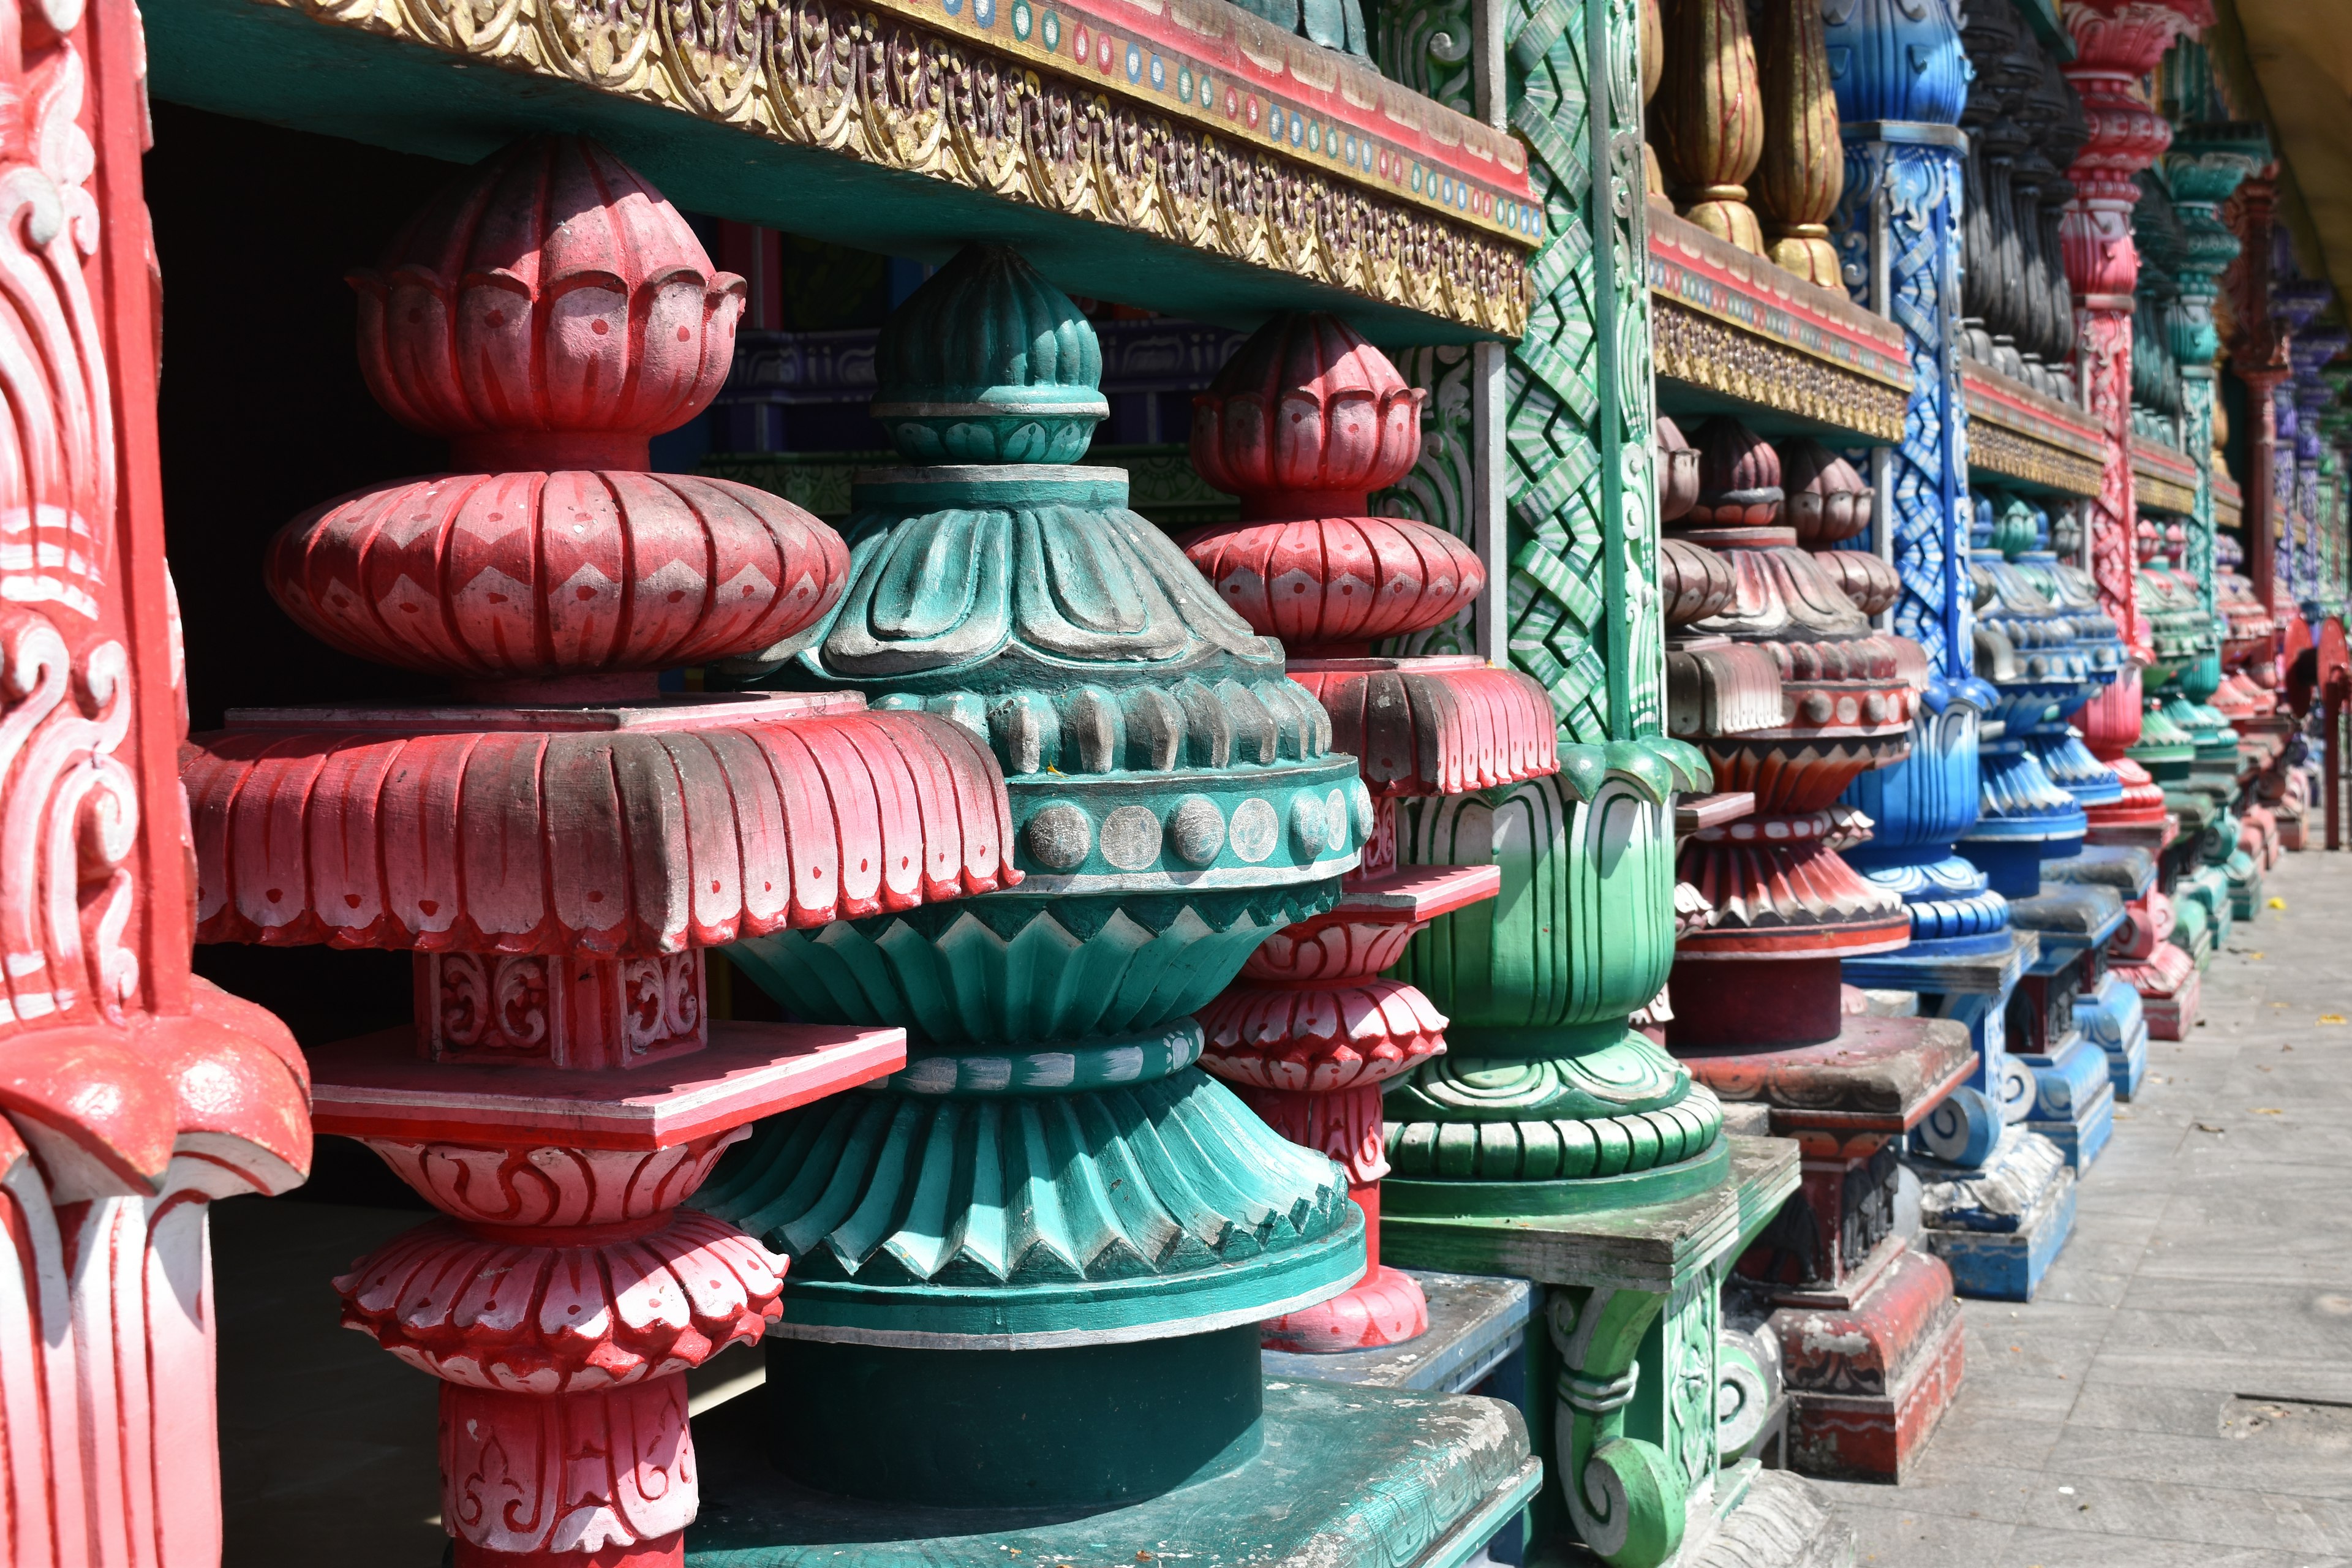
[872, 244, 1109, 464]
[1994, 496, 2041, 562]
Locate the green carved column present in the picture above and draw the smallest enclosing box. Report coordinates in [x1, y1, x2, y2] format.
[1374, 1, 1808, 1562]
[686, 246, 1541, 1562]
[2164, 138, 2260, 794]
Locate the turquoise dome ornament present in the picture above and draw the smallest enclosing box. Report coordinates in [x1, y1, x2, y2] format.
[708, 245, 1371, 1368]
[869, 246, 1109, 463]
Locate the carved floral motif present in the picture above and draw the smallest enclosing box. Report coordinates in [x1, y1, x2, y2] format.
[251, 0, 1531, 334]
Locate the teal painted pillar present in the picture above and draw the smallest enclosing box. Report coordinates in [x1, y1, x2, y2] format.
[1376, 0, 1808, 1560]
[687, 246, 1541, 1562]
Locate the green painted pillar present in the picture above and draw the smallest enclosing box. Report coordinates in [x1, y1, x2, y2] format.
[687, 245, 1541, 1562]
[1371, 1, 1805, 1562]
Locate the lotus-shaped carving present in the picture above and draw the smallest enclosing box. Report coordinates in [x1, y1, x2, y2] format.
[335, 1206, 784, 1390]
[815, 480, 1273, 679]
[872, 246, 1109, 464]
[1660, 535, 1736, 624]
[1689, 538, 1877, 641]
[352, 138, 745, 471]
[1781, 439, 1872, 547]
[1175, 513, 1483, 650]
[1815, 549, 1902, 619]
[1656, 417, 1701, 522]
[1190, 314, 1425, 515]
[266, 471, 847, 680]
[1197, 978, 1446, 1090]
[1686, 418, 1783, 528]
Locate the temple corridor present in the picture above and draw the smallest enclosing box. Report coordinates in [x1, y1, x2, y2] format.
[1817, 847, 2352, 1567]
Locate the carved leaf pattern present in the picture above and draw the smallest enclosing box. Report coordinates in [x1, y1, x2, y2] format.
[0, 15, 139, 1035]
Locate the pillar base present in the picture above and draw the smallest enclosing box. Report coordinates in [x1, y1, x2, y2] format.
[2011, 1030, 2116, 1170]
[2076, 971, 2150, 1101]
[1910, 1126, 2077, 1302]
[2113, 941, 2201, 1041]
[2172, 866, 2231, 968]
[2226, 854, 2265, 921]
[1260, 1265, 1430, 1354]
[680, 1376, 1540, 1566]
[1770, 1245, 1964, 1483]
[1539, 1463, 1856, 1568]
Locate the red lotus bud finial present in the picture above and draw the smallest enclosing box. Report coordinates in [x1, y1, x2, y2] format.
[1781, 440, 1872, 547]
[351, 137, 747, 473]
[274, 137, 838, 698]
[1190, 314, 1426, 520]
[1178, 315, 1477, 655]
[1684, 418, 1784, 529]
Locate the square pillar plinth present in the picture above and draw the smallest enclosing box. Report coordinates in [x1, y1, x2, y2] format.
[1677, 1017, 1973, 1482]
[682, 1372, 1542, 1566]
[1382, 1137, 1842, 1568]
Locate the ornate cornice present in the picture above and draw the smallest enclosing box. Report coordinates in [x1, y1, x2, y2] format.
[1961, 358, 2106, 497]
[2131, 433, 2200, 515]
[1648, 210, 1910, 442]
[239, 0, 1537, 334]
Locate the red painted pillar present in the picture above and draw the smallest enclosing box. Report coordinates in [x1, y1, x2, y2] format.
[0, 0, 315, 1558]
[181, 138, 1018, 1567]
[1178, 315, 1560, 1352]
[2062, 1, 2212, 843]
[2228, 168, 2289, 628]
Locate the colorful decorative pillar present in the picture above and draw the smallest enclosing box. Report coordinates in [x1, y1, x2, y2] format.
[2171, 141, 2259, 605]
[1982, 497, 2159, 1098]
[2292, 328, 2348, 617]
[2228, 168, 2290, 625]
[1654, 0, 1767, 255]
[1655, 413, 1977, 1475]
[1376, 1, 1831, 1560]
[1178, 313, 1558, 1352]
[0, 0, 316, 1556]
[181, 140, 1037, 1568]
[2168, 134, 2261, 753]
[695, 245, 1539, 1560]
[1754, 0, 1845, 288]
[1824, 0, 2075, 1206]
[2061, 0, 2214, 857]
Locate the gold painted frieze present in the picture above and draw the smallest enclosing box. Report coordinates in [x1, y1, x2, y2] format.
[239, 0, 1536, 334]
[2131, 435, 2200, 518]
[1961, 359, 2105, 499]
[1647, 212, 1910, 443]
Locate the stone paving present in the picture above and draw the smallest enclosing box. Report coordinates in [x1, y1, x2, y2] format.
[1815, 848, 2352, 1568]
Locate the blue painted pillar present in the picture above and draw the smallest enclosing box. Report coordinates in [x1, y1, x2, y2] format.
[1823, 4, 2005, 1086]
[1823, 0, 2086, 1299]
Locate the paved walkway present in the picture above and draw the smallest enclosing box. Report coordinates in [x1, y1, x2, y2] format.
[1815, 847, 2352, 1567]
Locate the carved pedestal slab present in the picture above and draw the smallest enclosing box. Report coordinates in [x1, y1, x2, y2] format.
[1676, 1017, 1972, 1480]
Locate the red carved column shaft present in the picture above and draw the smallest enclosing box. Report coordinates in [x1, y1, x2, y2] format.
[0, 0, 315, 1558]
[183, 139, 1015, 1568]
[2226, 168, 2289, 622]
[2060, 0, 2212, 839]
[1178, 315, 1557, 1352]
